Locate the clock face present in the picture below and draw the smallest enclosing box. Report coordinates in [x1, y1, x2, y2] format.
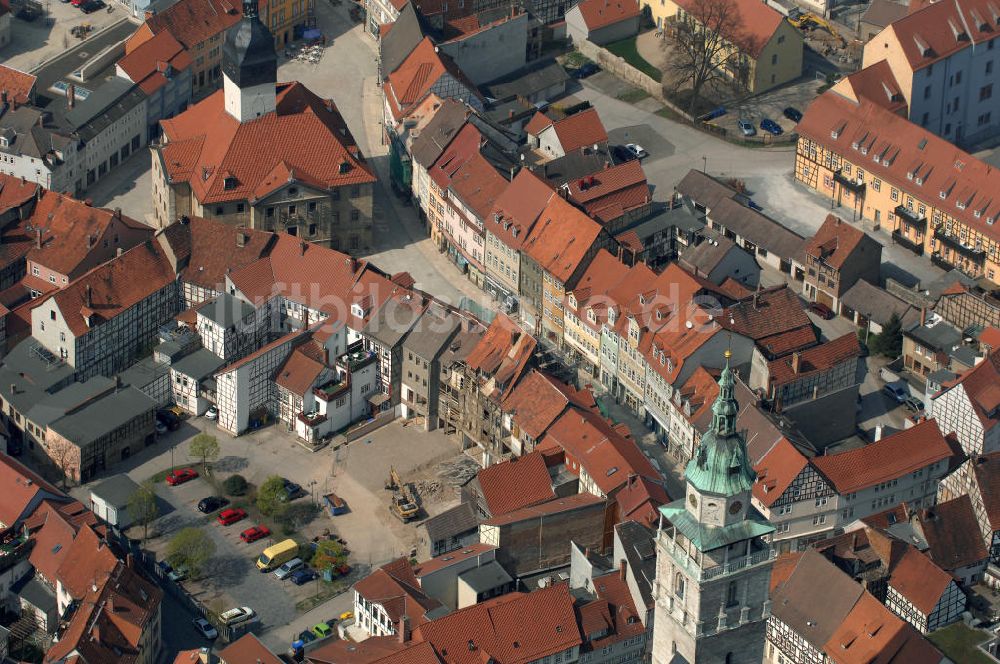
[688, 494, 698, 508]
[730, 501, 743, 515]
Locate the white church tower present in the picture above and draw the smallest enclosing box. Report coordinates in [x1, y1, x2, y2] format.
[652, 351, 776, 664]
[222, 0, 277, 122]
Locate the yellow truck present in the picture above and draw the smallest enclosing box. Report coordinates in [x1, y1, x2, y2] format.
[256, 538, 299, 572]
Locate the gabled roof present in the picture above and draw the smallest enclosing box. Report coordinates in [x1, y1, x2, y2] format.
[379, 1, 428, 76]
[141, 0, 241, 50]
[887, 545, 954, 615]
[804, 214, 873, 270]
[0, 453, 67, 528]
[723, 285, 816, 356]
[752, 436, 809, 507]
[0, 173, 38, 218]
[501, 369, 596, 440]
[614, 475, 669, 527]
[160, 82, 374, 205]
[476, 451, 556, 516]
[766, 333, 861, 387]
[448, 153, 508, 221]
[543, 107, 608, 154]
[918, 494, 989, 571]
[116, 31, 192, 95]
[216, 634, 282, 664]
[353, 558, 444, 629]
[0, 64, 37, 106]
[274, 342, 327, 396]
[156, 216, 273, 291]
[524, 111, 554, 136]
[937, 350, 1000, 431]
[465, 314, 536, 390]
[27, 500, 99, 585]
[384, 37, 479, 121]
[572, 0, 640, 30]
[972, 451, 1000, 530]
[832, 60, 907, 113]
[672, 0, 787, 58]
[824, 591, 941, 664]
[409, 99, 471, 169]
[811, 419, 959, 494]
[882, 0, 998, 70]
[798, 91, 1000, 244]
[565, 160, 649, 224]
[487, 168, 555, 251]
[521, 195, 604, 284]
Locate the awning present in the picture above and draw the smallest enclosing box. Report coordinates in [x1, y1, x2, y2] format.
[303, 28, 322, 40]
[368, 393, 390, 406]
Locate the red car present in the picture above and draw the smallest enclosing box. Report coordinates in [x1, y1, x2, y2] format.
[808, 301, 835, 320]
[166, 468, 199, 486]
[217, 508, 248, 526]
[240, 525, 271, 543]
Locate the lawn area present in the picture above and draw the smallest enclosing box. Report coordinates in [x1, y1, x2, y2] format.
[617, 87, 650, 103]
[606, 37, 661, 81]
[927, 622, 995, 664]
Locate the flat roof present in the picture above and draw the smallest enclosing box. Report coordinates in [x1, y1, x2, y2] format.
[171, 349, 225, 380]
[90, 474, 141, 508]
[458, 560, 513, 592]
[49, 386, 155, 447]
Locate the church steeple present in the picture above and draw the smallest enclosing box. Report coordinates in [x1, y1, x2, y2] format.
[222, 0, 277, 122]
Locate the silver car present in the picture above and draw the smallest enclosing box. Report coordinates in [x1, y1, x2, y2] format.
[274, 557, 304, 580]
[738, 118, 756, 136]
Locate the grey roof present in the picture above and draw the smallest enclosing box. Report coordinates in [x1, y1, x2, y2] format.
[679, 232, 742, 275]
[90, 474, 142, 509]
[861, 0, 908, 27]
[438, 326, 486, 370]
[380, 2, 427, 76]
[119, 356, 170, 389]
[709, 197, 805, 260]
[27, 376, 115, 429]
[0, 341, 76, 414]
[905, 319, 963, 353]
[458, 560, 513, 592]
[171, 349, 226, 380]
[410, 100, 471, 168]
[13, 571, 56, 614]
[482, 97, 535, 126]
[676, 169, 743, 211]
[614, 520, 656, 610]
[485, 61, 569, 99]
[403, 308, 461, 360]
[661, 500, 774, 552]
[770, 549, 864, 650]
[840, 279, 917, 326]
[924, 269, 978, 300]
[0, 105, 74, 161]
[629, 203, 704, 238]
[49, 386, 155, 448]
[64, 78, 147, 142]
[362, 297, 425, 347]
[539, 146, 614, 186]
[423, 502, 479, 542]
[197, 292, 256, 328]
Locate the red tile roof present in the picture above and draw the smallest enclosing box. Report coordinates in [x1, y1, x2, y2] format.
[723, 285, 816, 355]
[428, 122, 481, 191]
[47, 240, 176, 339]
[488, 168, 555, 251]
[0, 174, 38, 218]
[880, 0, 998, 70]
[158, 215, 274, 292]
[501, 369, 597, 440]
[978, 326, 1000, 351]
[56, 523, 120, 602]
[465, 314, 536, 395]
[918, 494, 988, 572]
[353, 557, 444, 628]
[573, 0, 640, 29]
[547, 107, 608, 154]
[448, 153, 509, 221]
[140, 0, 241, 50]
[411, 584, 581, 664]
[521, 195, 604, 284]
[274, 343, 327, 396]
[565, 160, 649, 224]
[566, 249, 633, 333]
[804, 214, 869, 270]
[766, 332, 861, 387]
[672, 365, 720, 428]
[887, 545, 953, 614]
[797, 91, 1000, 244]
[524, 111, 554, 136]
[0, 453, 66, 528]
[753, 437, 809, 507]
[770, 551, 804, 592]
[812, 419, 958, 494]
[217, 634, 282, 664]
[614, 475, 669, 527]
[0, 64, 37, 106]
[972, 451, 1000, 531]
[938, 350, 1000, 432]
[823, 591, 940, 664]
[116, 31, 192, 95]
[28, 191, 153, 279]
[476, 451, 556, 516]
[673, 0, 785, 58]
[832, 60, 907, 114]
[27, 500, 99, 586]
[160, 82, 374, 205]
[384, 38, 480, 121]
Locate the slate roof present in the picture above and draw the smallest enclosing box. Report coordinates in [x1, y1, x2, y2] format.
[171, 348, 225, 380]
[840, 279, 916, 327]
[379, 1, 427, 76]
[421, 501, 479, 542]
[90, 475, 141, 509]
[49, 387, 156, 447]
[484, 60, 569, 99]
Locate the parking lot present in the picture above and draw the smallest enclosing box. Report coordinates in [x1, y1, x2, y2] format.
[4, 3, 133, 74]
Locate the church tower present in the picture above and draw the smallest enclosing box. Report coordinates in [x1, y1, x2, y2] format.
[222, 0, 277, 122]
[651, 351, 775, 664]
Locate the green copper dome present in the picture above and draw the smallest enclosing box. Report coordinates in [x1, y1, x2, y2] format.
[684, 353, 757, 496]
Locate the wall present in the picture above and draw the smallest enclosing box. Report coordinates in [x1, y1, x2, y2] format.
[438, 14, 528, 86]
[751, 22, 803, 94]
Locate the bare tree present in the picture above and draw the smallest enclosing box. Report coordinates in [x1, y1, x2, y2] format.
[45, 438, 78, 489]
[127, 481, 160, 543]
[664, 0, 753, 116]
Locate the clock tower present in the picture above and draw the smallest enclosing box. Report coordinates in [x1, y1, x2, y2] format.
[222, 0, 277, 122]
[651, 352, 775, 664]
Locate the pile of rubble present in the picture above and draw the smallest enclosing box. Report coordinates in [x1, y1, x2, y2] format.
[434, 456, 480, 487]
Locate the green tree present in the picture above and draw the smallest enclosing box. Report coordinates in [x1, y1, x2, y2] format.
[189, 433, 220, 469]
[311, 540, 347, 571]
[869, 313, 903, 358]
[257, 475, 287, 517]
[127, 481, 159, 543]
[223, 474, 249, 496]
[167, 527, 216, 577]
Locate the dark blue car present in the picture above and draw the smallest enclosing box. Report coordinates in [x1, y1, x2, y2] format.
[699, 106, 727, 121]
[571, 63, 599, 79]
[760, 118, 783, 136]
[290, 568, 319, 585]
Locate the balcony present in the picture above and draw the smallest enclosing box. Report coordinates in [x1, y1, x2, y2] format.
[892, 229, 924, 255]
[297, 410, 327, 427]
[658, 528, 775, 582]
[894, 205, 927, 232]
[313, 377, 349, 402]
[833, 170, 866, 195]
[934, 229, 986, 265]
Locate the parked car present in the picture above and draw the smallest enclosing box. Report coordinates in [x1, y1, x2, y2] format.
[275, 557, 304, 580]
[571, 62, 599, 78]
[240, 525, 271, 543]
[883, 381, 909, 403]
[297, 630, 317, 644]
[217, 508, 248, 526]
[760, 118, 783, 136]
[167, 565, 189, 582]
[738, 118, 756, 136]
[807, 302, 834, 319]
[699, 106, 727, 121]
[625, 143, 648, 159]
[156, 409, 181, 431]
[281, 479, 302, 502]
[903, 396, 924, 413]
[340, 611, 354, 621]
[612, 144, 636, 163]
[166, 468, 198, 485]
[311, 621, 333, 638]
[155, 421, 168, 436]
[197, 496, 229, 513]
[290, 568, 319, 586]
[192, 618, 218, 640]
[205, 405, 218, 420]
[219, 607, 254, 626]
[80, 0, 105, 13]
[783, 106, 803, 123]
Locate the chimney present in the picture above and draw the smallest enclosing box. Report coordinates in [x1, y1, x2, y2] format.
[35, 228, 41, 249]
[508, 109, 515, 119]
[919, 307, 926, 326]
[236, 232, 246, 248]
[85, 284, 93, 308]
[619, 559, 627, 581]
[144, 9, 154, 18]
[67, 84, 76, 109]
[874, 424, 883, 441]
[323, 346, 329, 366]
[9, 383, 15, 395]
[791, 351, 801, 374]
[117, 247, 124, 257]
[300, 241, 307, 256]
[114, 208, 122, 219]
[398, 616, 411, 643]
[86, 234, 94, 249]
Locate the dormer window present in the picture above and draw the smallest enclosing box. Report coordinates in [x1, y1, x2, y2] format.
[568, 294, 577, 310]
[351, 303, 366, 318]
[223, 176, 238, 190]
[587, 308, 596, 323]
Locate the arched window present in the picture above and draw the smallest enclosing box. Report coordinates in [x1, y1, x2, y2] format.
[725, 653, 734, 664]
[675, 572, 685, 599]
